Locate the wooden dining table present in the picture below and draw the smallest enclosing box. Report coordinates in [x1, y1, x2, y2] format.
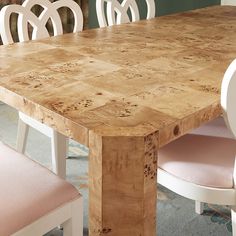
[0, 5, 235, 236]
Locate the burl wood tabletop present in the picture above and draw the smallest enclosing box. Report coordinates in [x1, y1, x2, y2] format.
[0, 6, 233, 147]
[0, 6, 235, 235]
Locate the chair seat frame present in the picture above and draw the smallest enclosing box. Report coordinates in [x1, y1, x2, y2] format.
[13, 197, 83, 236]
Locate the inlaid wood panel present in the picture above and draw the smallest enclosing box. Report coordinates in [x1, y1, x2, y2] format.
[0, 6, 233, 146]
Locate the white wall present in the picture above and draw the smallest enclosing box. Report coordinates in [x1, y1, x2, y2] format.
[221, 0, 236, 5]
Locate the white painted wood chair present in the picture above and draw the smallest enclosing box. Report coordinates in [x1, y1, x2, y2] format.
[191, 117, 234, 213]
[0, 141, 83, 236]
[0, 0, 83, 178]
[158, 58, 236, 235]
[96, 0, 156, 27]
[191, 119, 233, 213]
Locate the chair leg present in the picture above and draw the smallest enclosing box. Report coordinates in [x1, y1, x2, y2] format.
[65, 137, 69, 160]
[16, 118, 29, 154]
[63, 199, 83, 236]
[63, 218, 73, 236]
[232, 206, 236, 236]
[51, 131, 67, 179]
[195, 201, 204, 215]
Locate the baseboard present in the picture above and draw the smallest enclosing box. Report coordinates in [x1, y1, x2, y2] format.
[221, 0, 236, 5]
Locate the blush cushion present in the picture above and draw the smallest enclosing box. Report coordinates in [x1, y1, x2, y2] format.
[159, 134, 236, 188]
[190, 117, 234, 139]
[0, 141, 80, 236]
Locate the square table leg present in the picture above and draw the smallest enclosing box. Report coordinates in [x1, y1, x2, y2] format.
[89, 131, 158, 236]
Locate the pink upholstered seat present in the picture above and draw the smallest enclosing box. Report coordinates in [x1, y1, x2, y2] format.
[159, 134, 236, 189]
[0, 142, 80, 236]
[190, 117, 234, 139]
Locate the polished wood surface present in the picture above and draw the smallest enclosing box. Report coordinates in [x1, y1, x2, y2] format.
[0, 6, 235, 235]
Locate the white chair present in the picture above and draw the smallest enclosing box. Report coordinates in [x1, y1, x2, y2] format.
[0, 0, 83, 178]
[96, 0, 156, 27]
[190, 116, 233, 213]
[157, 58, 236, 235]
[0, 141, 83, 236]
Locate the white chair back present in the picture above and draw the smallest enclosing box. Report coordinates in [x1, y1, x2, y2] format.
[96, 0, 156, 27]
[0, 0, 83, 45]
[221, 59, 236, 138]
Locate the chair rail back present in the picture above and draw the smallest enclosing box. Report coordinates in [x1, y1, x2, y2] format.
[0, 0, 83, 44]
[221, 59, 236, 138]
[96, 0, 155, 27]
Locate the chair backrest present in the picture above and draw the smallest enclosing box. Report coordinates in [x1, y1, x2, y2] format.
[96, 0, 156, 27]
[221, 59, 236, 138]
[0, 0, 83, 45]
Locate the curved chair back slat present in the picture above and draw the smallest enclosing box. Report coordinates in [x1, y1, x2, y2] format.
[96, 0, 156, 27]
[221, 59, 236, 138]
[0, 0, 83, 45]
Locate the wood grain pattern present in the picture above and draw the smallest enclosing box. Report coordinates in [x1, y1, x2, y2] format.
[0, 6, 232, 145]
[0, 6, 235, 235]
[89, 131, 158, 235]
